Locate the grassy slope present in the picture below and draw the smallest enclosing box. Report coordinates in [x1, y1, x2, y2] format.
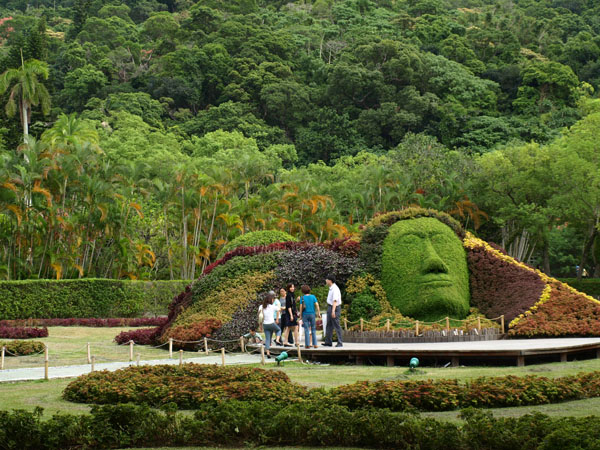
[2, 327, 600, 421]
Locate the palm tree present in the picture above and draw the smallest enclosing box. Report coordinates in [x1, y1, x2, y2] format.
[0, 57, 50, 141]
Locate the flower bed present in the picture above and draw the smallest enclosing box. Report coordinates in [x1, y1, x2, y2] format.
[0, 317, 168, 328]
[63, 364, 308, 408]
[0, 326, 48, 339]
[114, 327, 161, 345]
[0, 340, 45, 355]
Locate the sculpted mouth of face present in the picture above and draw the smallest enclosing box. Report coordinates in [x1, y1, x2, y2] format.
[380, 217, 470, 321]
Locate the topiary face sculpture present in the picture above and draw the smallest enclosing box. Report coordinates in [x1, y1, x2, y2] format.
[381, 217, 470, 321]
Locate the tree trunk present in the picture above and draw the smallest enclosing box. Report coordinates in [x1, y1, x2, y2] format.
[578, 225, 597, 280]
[542, 240, 551, 276]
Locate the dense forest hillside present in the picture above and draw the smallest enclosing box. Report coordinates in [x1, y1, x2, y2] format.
[0, 0, 599, 281]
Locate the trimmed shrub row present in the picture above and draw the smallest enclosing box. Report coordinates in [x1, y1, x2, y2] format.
[2, 402, 600, 450]
[0, 326, 48, 339]
[0, 340, 45, 355]
[0, 317, 168, 328]
[63, 365, 307, 408]
[0, 279, 189, 319]
[63, 364, 600, 413]
[328, 372, 600, 411]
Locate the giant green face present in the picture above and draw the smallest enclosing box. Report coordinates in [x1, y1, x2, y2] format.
[381, 217, 470, 321]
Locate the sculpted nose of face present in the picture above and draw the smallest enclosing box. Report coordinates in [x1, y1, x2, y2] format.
[422, 242, 449, 275]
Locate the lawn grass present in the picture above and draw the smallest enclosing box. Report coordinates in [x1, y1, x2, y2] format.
[1, 326, 198, 368]
[2, 327, 600, 421]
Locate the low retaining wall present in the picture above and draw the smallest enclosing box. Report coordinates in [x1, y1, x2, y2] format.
[342, 327, 502, 343]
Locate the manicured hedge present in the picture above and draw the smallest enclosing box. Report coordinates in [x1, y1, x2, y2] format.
[328, 372, 600, 411]
[3, 402, 600, 450]
[0, 340, 45, 355]
[0, 317, 168, 327]
[217, 229, 297, 258]
[63, 364, 307, 408]
[0, 326, 48, 339]
[0, 279, 189, 319]
[560, 278, 600, 298]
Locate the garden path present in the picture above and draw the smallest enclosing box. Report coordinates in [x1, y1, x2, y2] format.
[0, 353, 275, 382]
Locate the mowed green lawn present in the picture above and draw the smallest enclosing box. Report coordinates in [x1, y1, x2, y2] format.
[2, 327, 600, 421]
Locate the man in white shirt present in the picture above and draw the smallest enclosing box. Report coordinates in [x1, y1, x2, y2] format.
[323, 275, 343, 347]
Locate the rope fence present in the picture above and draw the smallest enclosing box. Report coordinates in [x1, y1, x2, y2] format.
[0, 333, 291, 375]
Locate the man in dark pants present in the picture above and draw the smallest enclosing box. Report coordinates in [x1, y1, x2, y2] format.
[323, 275, 343, 347]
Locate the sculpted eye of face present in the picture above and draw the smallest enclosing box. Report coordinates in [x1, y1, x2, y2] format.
[380, 217, 470, 321]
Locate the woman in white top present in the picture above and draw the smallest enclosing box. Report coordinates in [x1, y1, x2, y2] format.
[258, 292, 280, 358]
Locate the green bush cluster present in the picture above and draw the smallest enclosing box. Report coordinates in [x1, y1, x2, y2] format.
[217, 230, 297, 259]
[2, 403, 600, 450]
[349, 293, 382, 322]
[0, 340, 45, 356]
[559, 278, 600, 298]
[0, 279, 188, 319]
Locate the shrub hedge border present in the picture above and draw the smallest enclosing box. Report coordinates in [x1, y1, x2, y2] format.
[1, 402, 600, 450]
[0, 279, 189, 320]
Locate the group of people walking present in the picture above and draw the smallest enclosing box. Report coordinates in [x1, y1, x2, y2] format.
[258, 275, 344, 358]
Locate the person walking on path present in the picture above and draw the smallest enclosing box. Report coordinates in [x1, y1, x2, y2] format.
[259, 292, 280, 358]
[271, 290, 283, 345]
[323, 275, 343, 347]
[299, 284, 321, 348]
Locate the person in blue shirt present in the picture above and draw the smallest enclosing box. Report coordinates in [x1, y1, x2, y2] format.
[298, 284, 321, 348]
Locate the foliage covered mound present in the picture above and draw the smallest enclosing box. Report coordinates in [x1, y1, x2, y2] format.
[217, 230, 297, 259]
[0, 326, 48, 339]
[0, 340, 45, 356]
[63, 364, 308, 408]
[155, 208, 600, 343]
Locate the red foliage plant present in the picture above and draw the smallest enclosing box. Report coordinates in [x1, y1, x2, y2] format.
[114, 327, 161, 345]
[0, 317, 167, 328]
[509, 281, 600, 337]
[466, 243, 545, 323]
[0, 326, 48, 339]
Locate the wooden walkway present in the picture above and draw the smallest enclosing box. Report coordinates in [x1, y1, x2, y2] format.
[272, 338, 600, 367]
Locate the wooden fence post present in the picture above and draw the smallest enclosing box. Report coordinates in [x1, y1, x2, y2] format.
[179, 349, 183, 367]
[91, 355, 95, 372]
[445, 317, 450, 332]
[477, 316, 482, 333]
[360, 318, 364, 332]
[169, 338, 173, 358]
[501, 315, 505, 334]
[136, 353, 140, 366]
[240, 336, 245, 353]
[87, 342, 91, 364]
[344, 318, 348, 330]
[44, 344, 49, 380]
[260, 345, 265, 365]
[1, 346, 4, 370]
[386, 319, 390, 332]
[204, 337, 209, 355]
[415, 320, 419, 336]
[221, 348, 226, 367]
[297, 342, 302, 363]
[129, 341, 134, 361]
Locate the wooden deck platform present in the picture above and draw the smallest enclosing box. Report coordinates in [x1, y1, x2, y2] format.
[271, 338, 600, 367]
